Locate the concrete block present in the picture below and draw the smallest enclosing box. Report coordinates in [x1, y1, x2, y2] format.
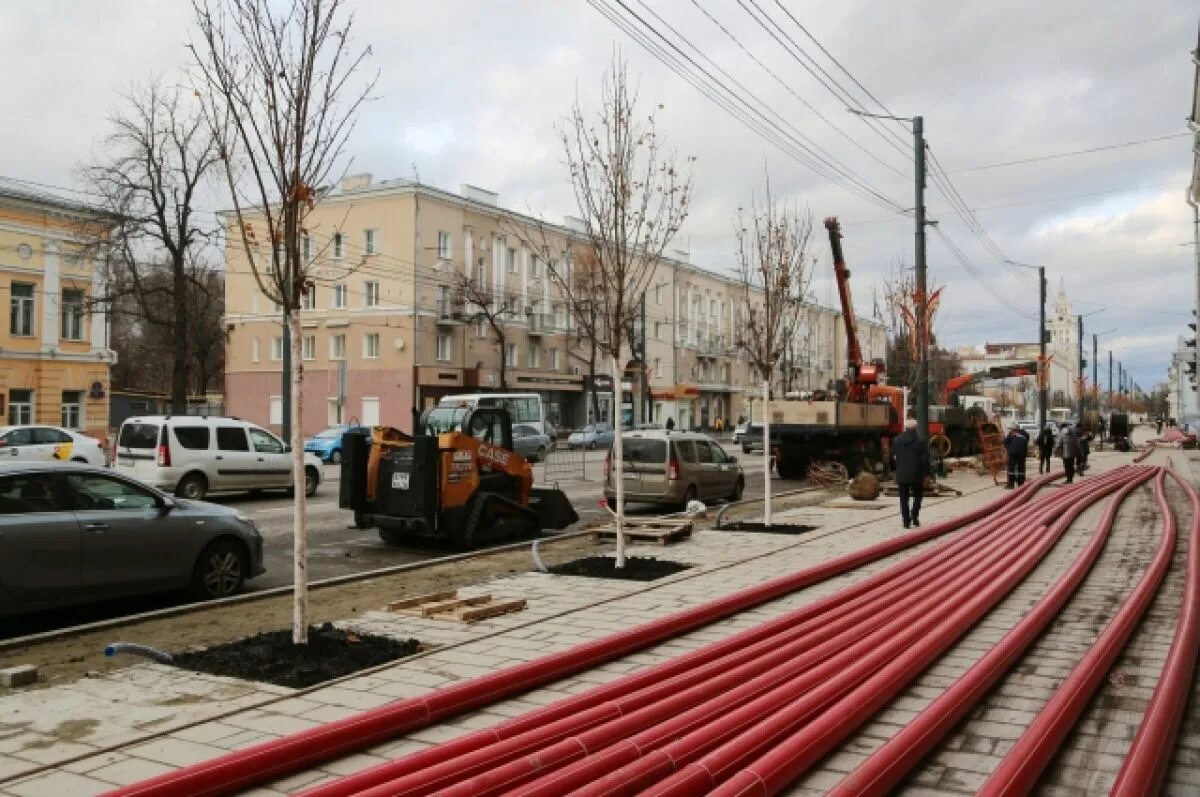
[0, 664, 37, 687]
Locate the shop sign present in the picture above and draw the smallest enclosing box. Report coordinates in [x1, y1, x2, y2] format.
[587, 374, 615, 392]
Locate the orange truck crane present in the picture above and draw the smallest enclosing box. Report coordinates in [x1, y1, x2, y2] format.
[752, 218, 904, 479]
[928, 361, 1039, 457]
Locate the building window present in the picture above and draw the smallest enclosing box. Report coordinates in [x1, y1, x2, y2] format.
[476, 260, 486, 285]
[654, 357, 662, 378]
[505, 342, 518, 367]
[61, 289, 85, 340]
[507, 247, 517, 274]
[333, 232, 343, 259]
[330, 334, 346, 360]
[363, 332, 380, 358]
[10, 283, 34, 337]
[365, 229, 378, 255]
[271, 336, 283, 361]
[303, 335, 316, 361]
[251, 337, 260, 362]
[7, 389, 32, 425]
[302, 235, 312, 262]
[530, 255, 540, 278]
[437, 231, 451, 260]
[269, 396, 283, 425]
[364, 281, 380, 307]
[655, 284, 664, 305]
[475, 318, 486, 338]
[332, 284, 347, 309]
[61, 390, 83, 429]
[528, 342, 541, 368]
[301, 286, 316, 309]
[436, 332, 452, 361]
[654, 321, 663, 341]
[549, 348, 560, 370]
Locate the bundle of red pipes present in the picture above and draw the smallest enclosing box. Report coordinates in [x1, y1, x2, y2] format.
[106, 462, 1199, 797]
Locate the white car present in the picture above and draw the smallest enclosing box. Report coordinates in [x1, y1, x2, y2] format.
[0, 425, 108, 466]
[114, 415, 322, 500]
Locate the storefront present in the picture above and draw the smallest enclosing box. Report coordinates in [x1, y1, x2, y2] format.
[583, 374, 615, 427]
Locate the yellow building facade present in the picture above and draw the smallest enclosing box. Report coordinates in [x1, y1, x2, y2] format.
[0, 181, 116, 441]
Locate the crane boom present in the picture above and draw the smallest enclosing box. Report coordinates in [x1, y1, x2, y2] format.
[825, 216, 878, 402]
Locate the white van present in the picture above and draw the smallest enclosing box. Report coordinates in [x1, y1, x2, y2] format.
[114, 416, 322, 500]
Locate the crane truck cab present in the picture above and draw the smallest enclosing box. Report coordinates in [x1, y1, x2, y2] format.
[339, 404, 577, 550]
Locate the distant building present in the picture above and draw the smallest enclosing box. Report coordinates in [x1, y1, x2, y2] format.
[0, 178, 116, 438]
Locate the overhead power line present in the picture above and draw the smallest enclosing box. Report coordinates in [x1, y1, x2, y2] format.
[954, 132, 1191, 173]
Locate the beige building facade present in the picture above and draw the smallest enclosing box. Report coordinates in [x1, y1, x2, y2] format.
[0, 179, 115, 440]
[223, 178, 886, 435]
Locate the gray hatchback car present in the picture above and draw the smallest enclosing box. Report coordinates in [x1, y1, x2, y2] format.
[0, 462, 265, 617]
[604, 431, 744, 509]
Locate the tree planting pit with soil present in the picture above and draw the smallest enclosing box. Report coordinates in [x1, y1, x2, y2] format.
[547, 555, 691, 581]
[719, 521, 818, 535]
[172, 622, 421, 689]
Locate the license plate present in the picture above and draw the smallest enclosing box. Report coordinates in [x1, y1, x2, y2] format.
[392, 473, 410, 490]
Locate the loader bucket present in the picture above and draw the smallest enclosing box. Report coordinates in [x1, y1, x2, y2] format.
[530, 486, 579, 531]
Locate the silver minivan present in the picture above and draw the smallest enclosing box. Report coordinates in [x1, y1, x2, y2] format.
[604, 431, 744, 508]
[114, 416, 322, 500]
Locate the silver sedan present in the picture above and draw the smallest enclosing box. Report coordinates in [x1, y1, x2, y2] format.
[512, 423, 552, 462]
[0, 462, 265, 617]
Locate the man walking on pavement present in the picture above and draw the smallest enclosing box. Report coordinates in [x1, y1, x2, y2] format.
[1004, 425, 1029, 488]
[890, 418, 929, 529]
[1060, 423, 1081, 484]
[1036, 423, 1055, 474]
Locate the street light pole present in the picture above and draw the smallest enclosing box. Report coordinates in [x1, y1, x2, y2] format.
[1006, 260, 1047, 430]
[913, 115, 929, 440]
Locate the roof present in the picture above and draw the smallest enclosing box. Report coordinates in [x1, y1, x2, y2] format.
[0, 176, 114, 223]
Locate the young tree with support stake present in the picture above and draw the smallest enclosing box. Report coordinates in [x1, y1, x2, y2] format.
[731, 177, 814, 527]
[190, 0, 374, 644]
[557, 55, 692, 567]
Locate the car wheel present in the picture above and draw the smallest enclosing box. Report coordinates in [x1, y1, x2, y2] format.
[330, 449, 342, 465]
[190, 540, 247, 600]
[588, 441, 596, 450]
[71, 456, 88, 463]
[729, 477, 745, 502]
[536, 446, 547, 462]
[304, 466, 319, 497]
[176, 472, 208, 501]
[680, 484, 698, 511]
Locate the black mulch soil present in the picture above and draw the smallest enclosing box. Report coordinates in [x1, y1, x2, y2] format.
[547, 555, 691, 581]
[172, 623, 421, 689]
[719, 522, 818, 535]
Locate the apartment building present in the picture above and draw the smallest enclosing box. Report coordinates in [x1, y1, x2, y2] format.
[0, 179, 116, 438]
[223, 177, 886, 435]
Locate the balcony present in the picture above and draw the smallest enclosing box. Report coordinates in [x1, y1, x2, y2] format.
[526, 311, 553, 336]
[436, 299, 465, 325]
[697, 336, 723, 359]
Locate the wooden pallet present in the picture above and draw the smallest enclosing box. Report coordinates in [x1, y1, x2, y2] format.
[590, 517, 693, 545]
[385, 590, 527, 623]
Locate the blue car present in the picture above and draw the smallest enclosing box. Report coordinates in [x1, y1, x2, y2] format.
[303, 425, 369, 464]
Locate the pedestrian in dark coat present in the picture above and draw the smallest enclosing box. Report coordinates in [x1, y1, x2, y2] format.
[890, 418, 930, 529]
[665, 417, 675, 431]
[1078, 427, 1091, 474]
[1004, 425, 1029, 488]
[1060, 424, 1081, 483]
[1036, 424, 1055, 474]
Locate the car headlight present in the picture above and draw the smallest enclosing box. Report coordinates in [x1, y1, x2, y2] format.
[234, 512, 260, 532]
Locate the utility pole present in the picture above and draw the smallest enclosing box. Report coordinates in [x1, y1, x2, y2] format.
[1092, 333, 1098, 414]
[1038, 266, 1047, 431]
[914, 115, 929, 440]
[1108, 350, 1113, 411]
[1077, 315, 1085, 420]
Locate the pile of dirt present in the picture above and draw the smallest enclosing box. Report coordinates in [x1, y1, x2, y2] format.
[720, 522, 817, 535]
[172, 623, 420, 688]
[547, 556, 691, 581]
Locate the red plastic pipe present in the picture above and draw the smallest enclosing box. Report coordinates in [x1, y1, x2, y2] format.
[979, 469, 1176, 796]
[643, 473, 1137, 797]
[420, 513, 1049, 797]
[348, 498, 1037, 797]
[318, 476, 1064, 797]
[829, 467, 1155, 796]
[157, 475, 1031, 797]
[1110, 465, 1200, 796]
[1133, 443, 1155, 463]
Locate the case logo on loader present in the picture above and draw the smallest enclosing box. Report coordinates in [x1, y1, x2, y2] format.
[391, 472, 410, 490]
[476, 443, 511, 468]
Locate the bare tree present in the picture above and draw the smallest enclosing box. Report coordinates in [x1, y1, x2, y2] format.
[731, 176, 814, 525]
[190, 0, 374, 644]
[557, 56, 692, 566]
[453, 273, 516, 389]
[80, 79, 221, 413]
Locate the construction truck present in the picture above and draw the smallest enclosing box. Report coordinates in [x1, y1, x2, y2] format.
[929, 361, 1038, 457]
[751, 217, 905, 479]
[339, 402, 578, 549]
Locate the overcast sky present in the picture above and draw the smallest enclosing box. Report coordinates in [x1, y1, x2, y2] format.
[3, 0, 1197, 392]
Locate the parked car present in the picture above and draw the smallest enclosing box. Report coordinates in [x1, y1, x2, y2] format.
[731, 422, 751, 443]
[512, 423, 552, 462]
[0, 462, 265, 616]
[567, 423, 615, 450]
[0, 425, 108, 466]
[1017, 419, 1040, 436]
[113, 415, 323, 501]
[304, 425, 370, 464]
[604, 431, 744, 509]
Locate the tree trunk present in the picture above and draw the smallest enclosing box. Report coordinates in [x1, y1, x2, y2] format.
[499, 333, 507, 390]
[611, 348, 626, 568]
[290, 312, 309, 644]
[762, 378, 772, 527]
[170, 262, 191, 413]
[588, 337, 600, 422]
